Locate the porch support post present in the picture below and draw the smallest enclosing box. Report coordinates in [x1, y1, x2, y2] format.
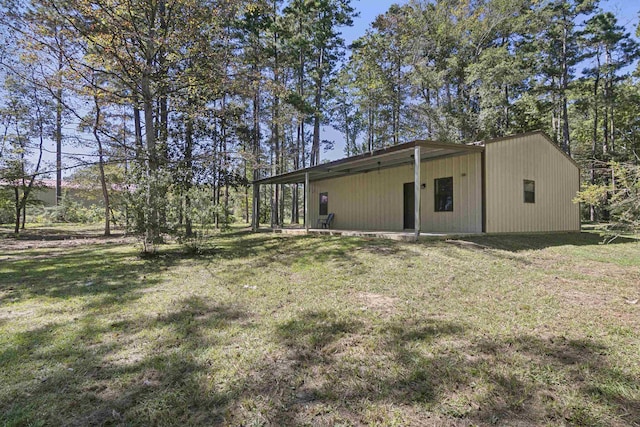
[252, 183, 260, 231]
[304, 172, 310, 232]
[414, 145, 421, 241]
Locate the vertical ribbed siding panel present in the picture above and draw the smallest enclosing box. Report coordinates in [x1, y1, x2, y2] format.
[351, 173, 357, 228]
[352, 173, 361, 229]
[485, 133, 580, 233]
[309, 182, 317, 227]
[474, 153, 483, 231]
[357, 173, 364, 229]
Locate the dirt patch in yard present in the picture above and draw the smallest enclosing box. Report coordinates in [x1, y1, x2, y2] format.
[445, 239, 490, 250]
[555, 286, 610, 309]
[546, 274, 640, 325]
[357, 292, 398, 316]
[0, 229, 135, 252]
[576, 262, 640, 281]
[357, 244, 401, 255]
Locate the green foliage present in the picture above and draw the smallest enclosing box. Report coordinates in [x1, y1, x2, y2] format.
[576, 161, 640, 234]
[0, 188, 15, 224]
[179, 187, 223, 253]
[575, 182, 609, 207]
[46, 195, 102, 224]
[608, 161, 640, 233]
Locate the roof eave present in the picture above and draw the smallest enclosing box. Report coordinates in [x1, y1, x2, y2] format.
[253, 140, 484, 185]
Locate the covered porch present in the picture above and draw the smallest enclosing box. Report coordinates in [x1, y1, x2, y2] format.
[252, 140, 484, 241]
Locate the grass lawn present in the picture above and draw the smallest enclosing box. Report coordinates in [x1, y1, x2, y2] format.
[1, 226, 639, 426]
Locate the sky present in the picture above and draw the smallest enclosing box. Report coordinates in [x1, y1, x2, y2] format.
[321, 0, 640, 161]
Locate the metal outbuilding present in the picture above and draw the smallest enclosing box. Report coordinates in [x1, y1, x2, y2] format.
[253, 131, 581, 238]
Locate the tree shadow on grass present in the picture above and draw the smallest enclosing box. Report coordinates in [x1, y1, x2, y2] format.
[227, 311, 638, 426]
[153, 232, 420, 290]
[0, 245, 170, 306]
[467, 335, 640, 426]
[462, 232, 637, 252]
[1, 295, 250, 426]
[0, 308, 462, 426]
[210, 234, 428, 295]
[3, 297, 637, 426]
[213, 233, 365, 264]
[1, 231, 398, 309]
[193, 229, 417, 261]
[3, 230, 636, 425]
[276, 310, 362, 363]
[230, 311, 469, 425]
[435, 241, 536, 267]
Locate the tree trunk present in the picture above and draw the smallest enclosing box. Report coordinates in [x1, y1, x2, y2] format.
[590, 58, 600, 222]
[14, 91, 45, 234]
[56, 87, 63, 205]
[158, 94, 168, 229]
[272, 8, 281, 226]
[216, 119, 224, 228]
[244, 176, 249, 224]
[142, 73, 159, 245]
[93, 97, 111, 236]
[211, 109, 219, 228]
[292, 125, 299, 223]
[561, 12, 571, 155]
[428, 89, 432, 139]
[604, 46, 615, 156]
[252, 73, 261, 228]
[14, 187, 20, 235]
[184, 117, 193, 237]
[56, 33, 64, 206]
[293, 15, 304, 222]
[311, 48, 324, 166]
[222, 98, 229, 227]
[301, 116, 306, 168]
[132, 99, 145, 232]
[394, 56, 401, 145]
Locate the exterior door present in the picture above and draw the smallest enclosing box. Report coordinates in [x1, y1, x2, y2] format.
[403, 182, 414, 230]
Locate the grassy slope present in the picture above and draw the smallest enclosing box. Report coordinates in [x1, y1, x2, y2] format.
[0, 228, 639, 426]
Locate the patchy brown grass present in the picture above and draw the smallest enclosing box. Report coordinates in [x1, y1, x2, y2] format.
[0, 224, 135, 252]
[0, 226, 639, 426]
[357, 292, 398, 316]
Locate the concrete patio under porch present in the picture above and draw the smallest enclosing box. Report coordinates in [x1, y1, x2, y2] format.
[262, 227, 480, 242]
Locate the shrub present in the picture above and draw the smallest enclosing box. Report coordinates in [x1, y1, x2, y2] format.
[46, 196, 102, 224]
[576, 161, 640, 237]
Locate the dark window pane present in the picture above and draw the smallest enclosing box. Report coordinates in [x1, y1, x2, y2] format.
[319, 192, 328, 215]
[524, 180, 535, 203]
[434, 177, 453, 212]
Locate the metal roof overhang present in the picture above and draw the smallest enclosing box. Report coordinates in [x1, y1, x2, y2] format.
[254, 140, 485, 185]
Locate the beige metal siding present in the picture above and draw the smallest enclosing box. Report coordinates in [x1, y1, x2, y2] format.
[485, 133, 580, 233]
[309, 152, 482, 233]
[32, 188, 58, 206]
[424, 153, 483, 233]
